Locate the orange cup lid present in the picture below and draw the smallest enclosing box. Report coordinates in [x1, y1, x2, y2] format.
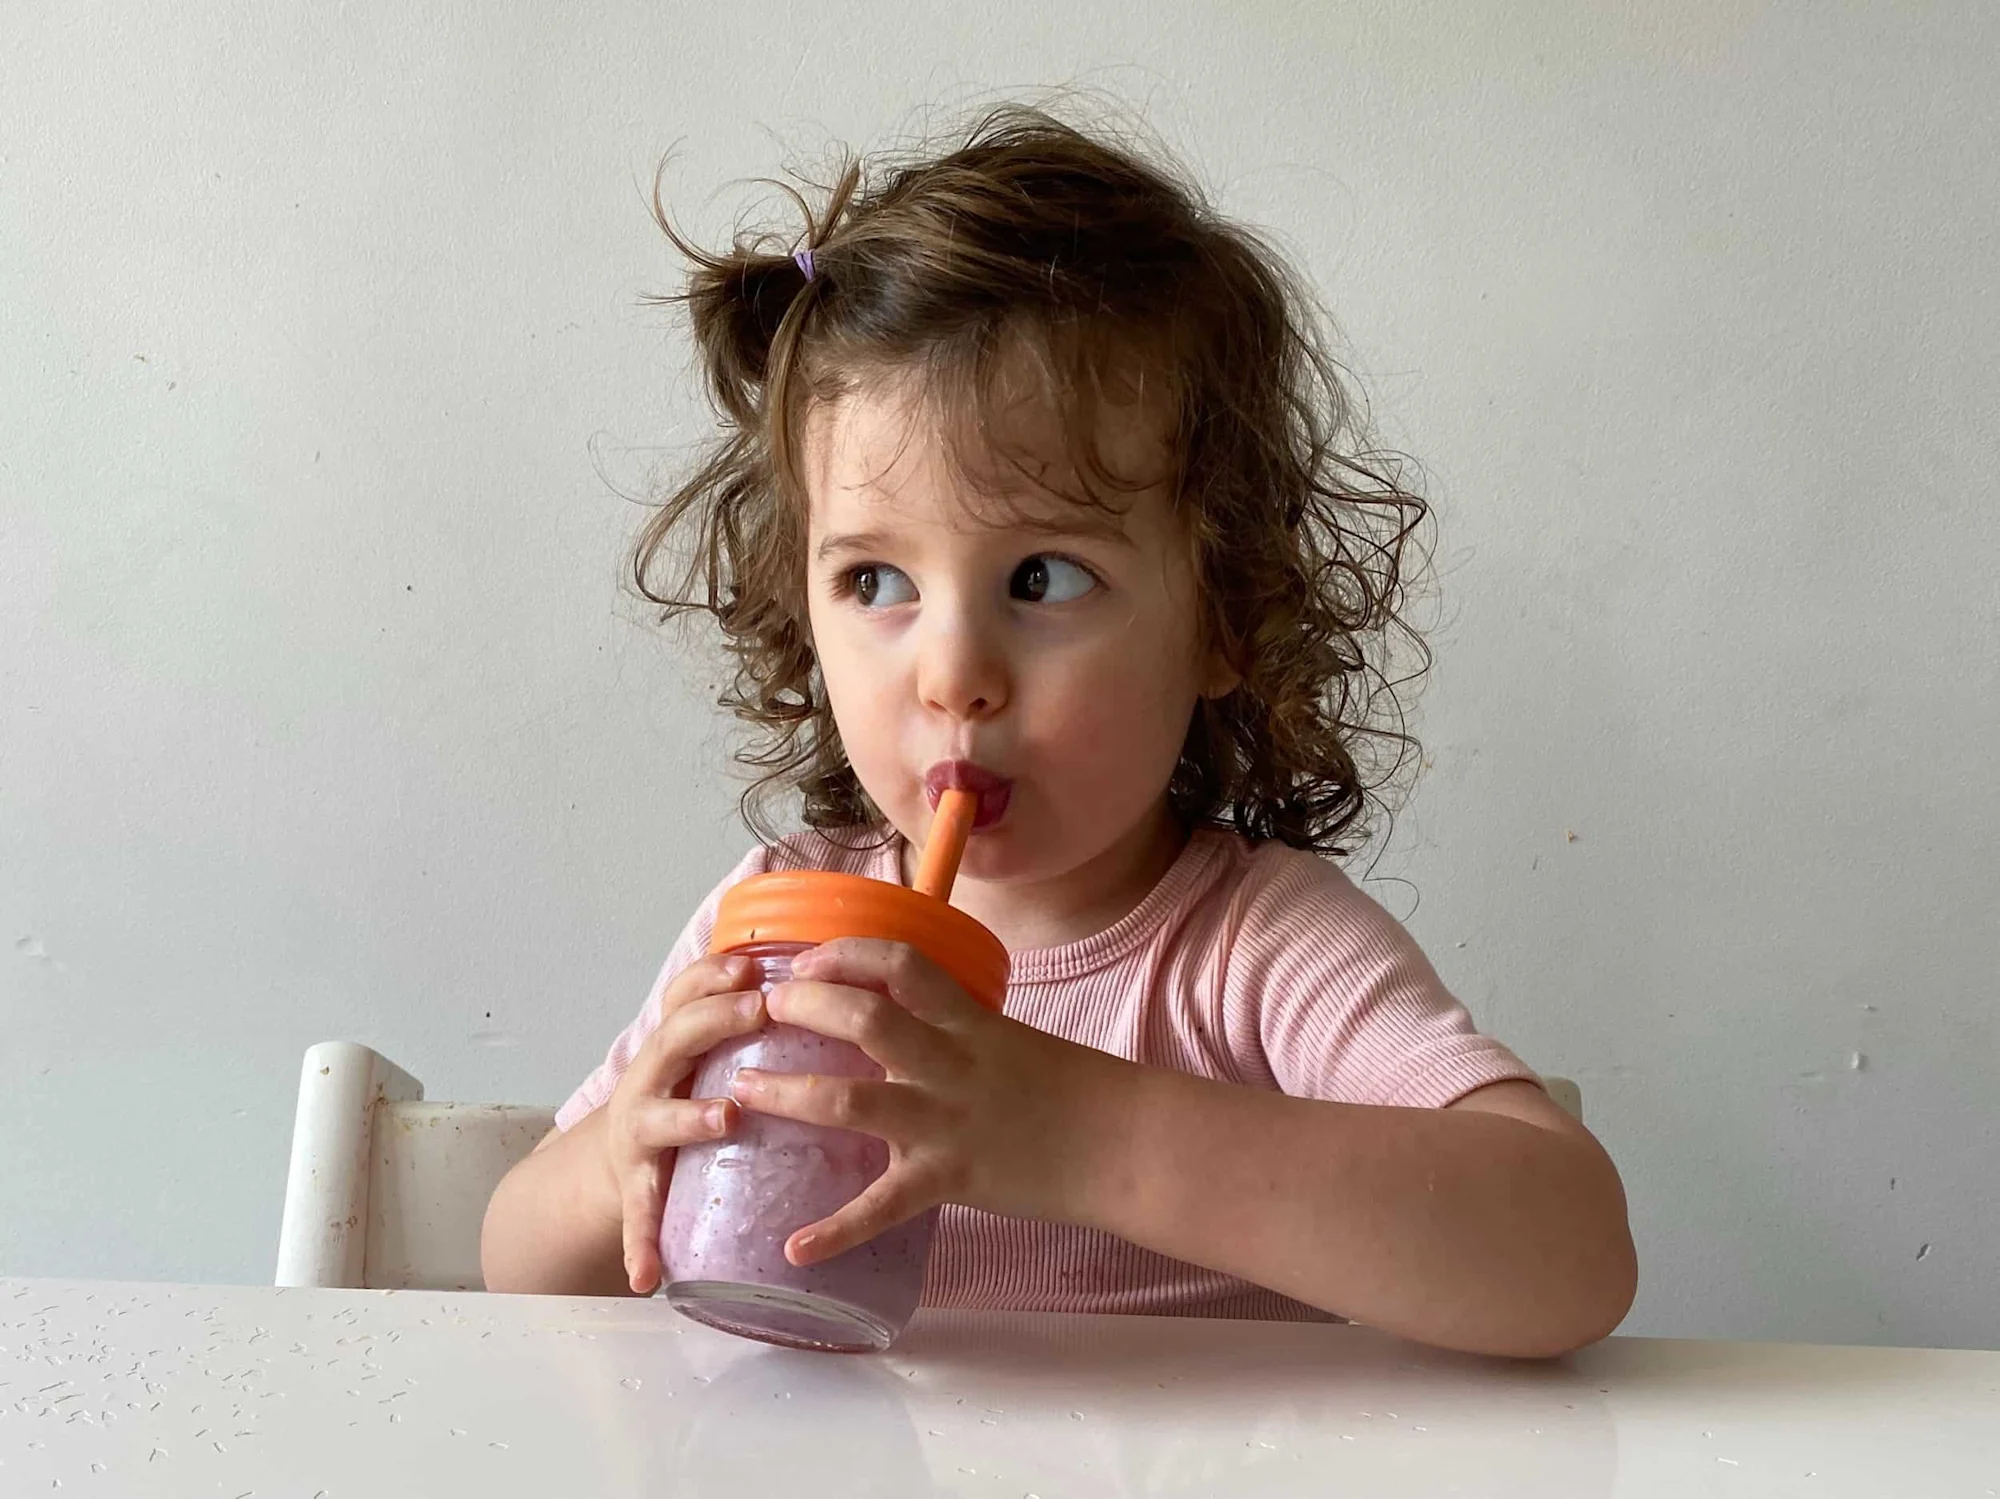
[709, 870, 1010, 1011]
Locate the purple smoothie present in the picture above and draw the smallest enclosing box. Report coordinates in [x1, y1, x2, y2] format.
[661, 948, 935, 1353]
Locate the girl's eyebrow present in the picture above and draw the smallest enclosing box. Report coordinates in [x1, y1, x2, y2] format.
[814, 513, 1136, 564]
[815, 530, 893, 563]
[1016, 511, 1136, 546]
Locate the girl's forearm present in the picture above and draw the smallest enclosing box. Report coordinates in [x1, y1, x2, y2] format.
[1064, 1058, 1637, 1357]
[479, 1108, 636, 1297]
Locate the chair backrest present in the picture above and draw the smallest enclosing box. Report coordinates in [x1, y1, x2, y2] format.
[275, 1042, 553, 1291]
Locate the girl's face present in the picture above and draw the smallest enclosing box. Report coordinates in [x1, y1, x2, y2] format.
[802, 368, 1235, 894]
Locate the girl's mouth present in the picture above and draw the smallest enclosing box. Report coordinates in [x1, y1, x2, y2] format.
[924, 761, 1013, 830]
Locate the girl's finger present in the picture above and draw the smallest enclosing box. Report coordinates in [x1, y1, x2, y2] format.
[787, 939, 975, 1026]
[764, 978, 952, 1074]
[627, 953, 757, 1073]
[628, 987, 766, 1094]
[619, 1156, 668, 1296]
[785, 1168, 934, 1266]
[728, 1069, 922, 1141]
[660, 953, 759, 1018]
[624, 1094, 737, 1151]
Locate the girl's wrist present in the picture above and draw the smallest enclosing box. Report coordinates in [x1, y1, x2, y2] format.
[1036, 1041, 1172, 1234]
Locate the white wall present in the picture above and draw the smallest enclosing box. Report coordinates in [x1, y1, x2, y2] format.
[4, 1, 1995, 1348]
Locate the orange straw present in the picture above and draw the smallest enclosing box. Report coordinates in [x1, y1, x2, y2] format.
[913, 789, 977, 901]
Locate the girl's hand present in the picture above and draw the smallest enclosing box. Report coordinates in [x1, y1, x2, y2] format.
[601, 954, 768, 1294]
[728, 938, 1120, 1266]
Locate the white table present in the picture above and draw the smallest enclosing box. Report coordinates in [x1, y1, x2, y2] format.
[3, 1279, 1995, 1496]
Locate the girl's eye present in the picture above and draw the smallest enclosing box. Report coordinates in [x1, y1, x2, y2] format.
[847, 563, 917, 608]
[1010, 555, 1097, 604]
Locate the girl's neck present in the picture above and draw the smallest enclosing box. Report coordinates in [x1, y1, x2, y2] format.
[899, 799, 1190, 953]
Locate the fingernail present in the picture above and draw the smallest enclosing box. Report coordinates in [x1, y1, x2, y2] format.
[730, 1069, 764, 1098]
[736, 991, 763, 1020]
[703, 1101, 732, 1133]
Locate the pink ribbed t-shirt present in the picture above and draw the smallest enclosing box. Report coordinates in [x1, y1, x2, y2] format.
[556, 827, 1541, 1322]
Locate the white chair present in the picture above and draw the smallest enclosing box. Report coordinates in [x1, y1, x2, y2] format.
[274, 1041, 553, 1290]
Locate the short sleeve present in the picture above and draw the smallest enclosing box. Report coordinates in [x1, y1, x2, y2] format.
[1222, 848, 1543, 1109]
[553, 841, 775, 1132]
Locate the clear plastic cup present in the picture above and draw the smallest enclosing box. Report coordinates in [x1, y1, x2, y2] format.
[662, 943, 938, 1353]
[659, 872, 1008, 1353]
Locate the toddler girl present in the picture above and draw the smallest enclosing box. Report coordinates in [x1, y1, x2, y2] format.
[482, 105, 1637, 1358]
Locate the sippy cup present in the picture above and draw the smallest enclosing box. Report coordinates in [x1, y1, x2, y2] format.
[660, 792, 1005, 1353]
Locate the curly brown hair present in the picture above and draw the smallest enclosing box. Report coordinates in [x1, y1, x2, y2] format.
[634, 104, 1429, 855]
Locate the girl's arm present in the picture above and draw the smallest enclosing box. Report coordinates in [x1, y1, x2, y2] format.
[1062, 1063, 1637, 1358]
[481, 1113, 636, 1297]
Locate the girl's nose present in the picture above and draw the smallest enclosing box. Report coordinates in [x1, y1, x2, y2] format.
[916, 606, 1011, 722]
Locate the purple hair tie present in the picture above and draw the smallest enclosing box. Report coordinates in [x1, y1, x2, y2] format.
[793, 247, 816, 281]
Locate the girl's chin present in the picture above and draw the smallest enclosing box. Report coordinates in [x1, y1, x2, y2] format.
[939, 829, 1089, 889]
[899, 818, 1026, 881]
[898, 797, 1013, 851]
